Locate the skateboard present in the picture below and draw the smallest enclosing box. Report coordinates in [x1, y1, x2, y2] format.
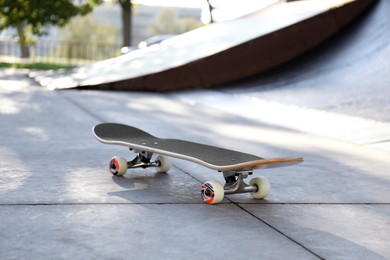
[93, 123, 304, 204]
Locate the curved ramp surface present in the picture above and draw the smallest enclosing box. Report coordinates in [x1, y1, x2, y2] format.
[223, 0, 389, 123]
[174, 0, 390, 150]
[33, 0, 375, 91]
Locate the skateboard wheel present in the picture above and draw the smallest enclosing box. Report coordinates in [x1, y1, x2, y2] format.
[109, 156, 127, 176]
[156, 155, 171, 173]
[249, 177, 270, 199]
[201, 181, 224, 205]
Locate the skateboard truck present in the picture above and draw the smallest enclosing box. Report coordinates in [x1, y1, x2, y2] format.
[108, 149, 171, 176]
[223, 171, 257, 194]
[201, 172, 271, 205]
[127, 150, 159, 169]
[201, 171, 266, 205]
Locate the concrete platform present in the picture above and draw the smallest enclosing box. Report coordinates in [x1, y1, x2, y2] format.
[1, 69, 389, 259]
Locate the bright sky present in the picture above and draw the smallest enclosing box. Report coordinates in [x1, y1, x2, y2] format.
[132, 0, 280, 22]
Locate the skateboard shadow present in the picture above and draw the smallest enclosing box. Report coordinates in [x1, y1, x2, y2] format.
[107, 175, 156, 202]
[110, 171, 168, 189]
[106, 169, 203, 203]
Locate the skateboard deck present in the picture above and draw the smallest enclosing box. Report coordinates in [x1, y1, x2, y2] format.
[93, 123, 303, 171]
[93, 123, 304, 204]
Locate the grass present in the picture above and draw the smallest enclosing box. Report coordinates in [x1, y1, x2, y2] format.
[0, 62, 76, 70]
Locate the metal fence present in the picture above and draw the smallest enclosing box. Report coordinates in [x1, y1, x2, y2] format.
[0, 39, 121, 65]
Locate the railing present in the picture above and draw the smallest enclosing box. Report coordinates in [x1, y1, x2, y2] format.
[0, 39, 121, 65]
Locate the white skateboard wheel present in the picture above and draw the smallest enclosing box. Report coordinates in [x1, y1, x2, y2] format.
[249, 177, 270, 199]
[201, 181, 224, 205]
[109, 156, 127, 176]
[156, 155, 171, 173]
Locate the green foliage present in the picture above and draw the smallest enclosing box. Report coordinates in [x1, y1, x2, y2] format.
[0, 62, 76, 70]
[0, 0, 103, 58]
[0, 0, 103, 35]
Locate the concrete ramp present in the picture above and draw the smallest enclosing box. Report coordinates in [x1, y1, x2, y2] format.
[172, 0, 390, 151]
[32, 0, 376, 91]
[221, 0, 389, 123]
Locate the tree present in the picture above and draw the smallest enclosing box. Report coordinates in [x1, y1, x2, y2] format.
[0, 0, 102, 58]
[117, 0, 133, 47]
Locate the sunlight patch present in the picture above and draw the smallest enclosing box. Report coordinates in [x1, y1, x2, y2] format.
[0, 98, 21, 115]
[0, 149, 30, 192]
[20, 127, 49, 142]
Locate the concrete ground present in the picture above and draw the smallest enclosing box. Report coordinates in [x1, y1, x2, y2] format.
[1, 68, 390, 259]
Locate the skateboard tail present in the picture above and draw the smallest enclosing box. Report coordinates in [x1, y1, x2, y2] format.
[252, 158, 304, 170]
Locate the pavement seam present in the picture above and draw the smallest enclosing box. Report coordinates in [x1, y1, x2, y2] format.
[168, 165, 390, 259]
[1, 202, 389, 206]
[57, 91, 106, 123]
[173, 164, 323, 259]
[235, 203, 325, 260]
[0, 203, 205, 206]
[171, 164, 206, 185]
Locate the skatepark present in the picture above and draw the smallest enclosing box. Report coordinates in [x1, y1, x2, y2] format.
[1, 0, 390, 259]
